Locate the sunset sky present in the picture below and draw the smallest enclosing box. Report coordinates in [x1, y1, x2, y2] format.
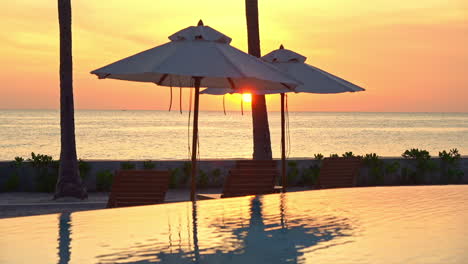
[1, 0, 467, 112]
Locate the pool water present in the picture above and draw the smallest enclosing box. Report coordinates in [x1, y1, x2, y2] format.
[1, 186, 467, 263]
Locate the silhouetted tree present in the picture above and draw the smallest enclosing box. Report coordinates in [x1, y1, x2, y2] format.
[55, 0, 87, 199]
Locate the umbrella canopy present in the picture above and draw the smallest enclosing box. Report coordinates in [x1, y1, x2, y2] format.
[201, 45, 365, 191]
[91, 23, 299, 91]
[201, 44, 364, 95]
[91, 22, 300, 201]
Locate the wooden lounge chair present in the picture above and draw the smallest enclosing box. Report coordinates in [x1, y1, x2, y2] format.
[107, 170, 170, 208]
[221, 160, 278, 198]
[315, 157, 362, 189]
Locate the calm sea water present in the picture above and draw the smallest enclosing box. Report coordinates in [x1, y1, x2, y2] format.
[1, 186, 467, 263]
[0, 110, 467, 161]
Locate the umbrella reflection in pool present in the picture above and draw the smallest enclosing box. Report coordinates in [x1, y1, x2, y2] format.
[97, 194, 355, 264]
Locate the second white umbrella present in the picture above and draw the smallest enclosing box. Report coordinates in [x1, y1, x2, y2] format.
[202, 45, 365, 190]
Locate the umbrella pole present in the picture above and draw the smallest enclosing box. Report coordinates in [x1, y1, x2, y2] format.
[191, 201, 200, 262]
[281, 93, 287, 192]
[190, 77, 202, 201]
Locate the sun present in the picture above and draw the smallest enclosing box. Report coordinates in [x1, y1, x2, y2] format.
[242, 93, 252, 103]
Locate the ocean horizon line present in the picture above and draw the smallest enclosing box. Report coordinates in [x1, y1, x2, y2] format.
[1, 108, 468, 114]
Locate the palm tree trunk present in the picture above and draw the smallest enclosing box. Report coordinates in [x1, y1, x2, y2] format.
[246, 0, 272, 160]
[55, 0, 87, 199]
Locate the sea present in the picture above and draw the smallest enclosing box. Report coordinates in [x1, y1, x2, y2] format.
[0, 110, 467, 161]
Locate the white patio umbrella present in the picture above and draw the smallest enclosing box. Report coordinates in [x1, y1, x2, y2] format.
[91, 22, 300, 201]
[201, 45, 365, 190]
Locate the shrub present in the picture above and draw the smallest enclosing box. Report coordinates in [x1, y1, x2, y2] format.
[364, 153, 385, 185]
[329, 153, 339, 158]
[28, 152, 57, 192]
[120, 161, 136, 170]
[287, 161, 299, 184]
[385, 161, 400, 175]
[210, 168, 222, 186]
[78, 159, 91, 180]
[4, 157, 25, 191]
[96, 170, 113, 191]
[439, 149, 461, 162]
[301, 164, 320, 186]
[169, 168, 180, 188]
[4, 173, 20, 192]
[143, 160, 156, 170]
[181, 162, 191, 184]
[363, 153, 380, 165]
[37, 173, 58, 192]
[402, 148, 431, 160]
[402, 148, 437, 184]
[342, 152, 356, 157]
[13, 156, 25, 166]
[198, 169, 209, 188]
[363, 153, 400, 185]
[28, 152, 53, 167]
[313, 153, 324, 160]
[439, 149, 463, 184]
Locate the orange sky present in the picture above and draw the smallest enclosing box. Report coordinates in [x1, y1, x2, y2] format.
[1, 0, 467, 112]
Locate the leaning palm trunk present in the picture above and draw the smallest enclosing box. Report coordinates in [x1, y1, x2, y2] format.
[55, 0, 87, 199]
[246, 0, 272, 160]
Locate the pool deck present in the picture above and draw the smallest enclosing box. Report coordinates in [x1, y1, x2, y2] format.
[0, 187, 310, 219]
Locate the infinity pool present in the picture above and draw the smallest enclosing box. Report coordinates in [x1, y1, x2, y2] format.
[1, 186, 467, 263]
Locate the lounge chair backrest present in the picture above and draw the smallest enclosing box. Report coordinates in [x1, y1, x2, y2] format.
[107, 170, 170, 208]
[235, 160, 277, 169]
[222, 160, 278, 198]
[316, 157, 362, 189]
